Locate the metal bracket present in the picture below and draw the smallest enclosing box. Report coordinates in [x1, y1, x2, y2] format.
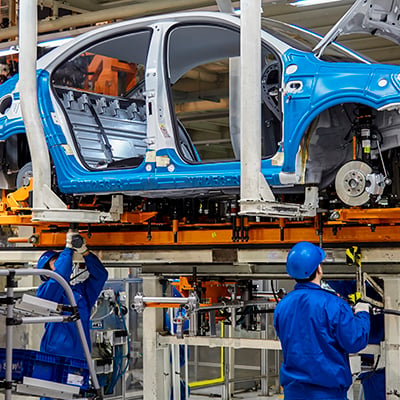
[239, 186, 318, 218]
[15, 294, 60, 316]
[362, 272, 384, 308]
[31, 184, 121, 223]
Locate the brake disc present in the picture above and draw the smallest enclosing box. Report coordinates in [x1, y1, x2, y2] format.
[335, 160, 372, 206]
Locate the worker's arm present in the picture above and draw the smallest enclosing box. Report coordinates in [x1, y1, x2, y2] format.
[70, 234, 108, 306]
[335, 301, 370, 354]
[36, 248, 74, 302]
[82, 251, 108, 308]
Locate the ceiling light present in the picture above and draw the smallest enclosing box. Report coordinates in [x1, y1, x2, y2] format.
[290, 0, 342, 7]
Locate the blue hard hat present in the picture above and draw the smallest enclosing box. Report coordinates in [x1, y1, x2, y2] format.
[286, 242, 326, 279]
[36, 250, 59, 281]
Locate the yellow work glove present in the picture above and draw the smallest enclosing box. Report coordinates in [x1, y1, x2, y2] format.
[348, 291, 362, 305]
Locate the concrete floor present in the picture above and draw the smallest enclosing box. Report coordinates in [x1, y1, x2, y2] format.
[10, 390, 284, 400]
[190, 389, 283, 399]
[10, 395, 283, 400]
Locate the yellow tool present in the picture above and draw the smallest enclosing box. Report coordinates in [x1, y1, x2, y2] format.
[345, 245, 364, 302]
[345, 245, 362, 267]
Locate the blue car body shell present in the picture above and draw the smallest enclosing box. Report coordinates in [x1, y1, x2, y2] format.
[0, 11, 399, 199]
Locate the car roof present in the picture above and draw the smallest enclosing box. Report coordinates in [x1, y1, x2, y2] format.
[38, 11, 242, 69]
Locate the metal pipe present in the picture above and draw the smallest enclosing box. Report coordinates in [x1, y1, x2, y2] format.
[195, 299, 275, 311]
[9, 0, 16, 27]
[0, 0, 217, 42]
[5, 278, 14, 400]
[20, 316, 73, 324]
[169, 308, 181, 400]
[0, 268, 102, 395]
[141, 296, 192, 304]
[260, 302, 269, 396]
[164, 342, 171, 400]
[184, 344, 189, 400]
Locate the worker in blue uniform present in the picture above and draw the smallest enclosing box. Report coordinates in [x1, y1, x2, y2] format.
[36, 230, 108, 361]
[327, 279, 385, 400]
[274, 241, 370, 400]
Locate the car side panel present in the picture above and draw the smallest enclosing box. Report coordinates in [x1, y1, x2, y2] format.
[281, 50, 400, 175]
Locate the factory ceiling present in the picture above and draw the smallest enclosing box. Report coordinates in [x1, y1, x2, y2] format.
[31, 0, 400, 64]
[1, 1, 398, 62]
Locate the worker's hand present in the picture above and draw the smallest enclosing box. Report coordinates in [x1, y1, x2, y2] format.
[353, 302, 371, 314]
[71, 234, 88, 255]
[65, 229, 77, 248]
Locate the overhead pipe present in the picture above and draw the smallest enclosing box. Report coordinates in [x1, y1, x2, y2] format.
[2, 268, 102, 399]
[0, 0, 218, 42]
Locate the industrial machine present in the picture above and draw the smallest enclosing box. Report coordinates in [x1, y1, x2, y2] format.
[0, 0, 400, 399]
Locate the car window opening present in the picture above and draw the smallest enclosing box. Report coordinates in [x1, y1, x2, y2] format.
[51, 30, 150, 170]
[167, 23, 282, 164]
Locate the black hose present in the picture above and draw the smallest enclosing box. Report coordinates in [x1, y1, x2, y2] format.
[69, 267, 87, 283]
[379, 309, 400, 316]
[372, 307, 400, 316]
[359, 354, 381, 382]
[271, 280, 280, 303]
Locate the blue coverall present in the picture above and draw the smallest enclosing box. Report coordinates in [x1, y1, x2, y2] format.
[327, 280, 385, 400]
[37, 247, 108, 360]
[274, 282, 370, 400]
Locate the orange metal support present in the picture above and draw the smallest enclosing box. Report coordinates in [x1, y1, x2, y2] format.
[3, 178, 33, 211]
[173, 278, 235, 304]
[120, 211, 158, 224]
[29, 219, 400, 248]
[3, 178, 400, 247]
[332, 207, 400, 224]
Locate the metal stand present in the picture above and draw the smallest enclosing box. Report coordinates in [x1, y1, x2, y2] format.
[383, 276, 400, 400]
[1, 268, 102, 399]
[142, 276, 167, 400]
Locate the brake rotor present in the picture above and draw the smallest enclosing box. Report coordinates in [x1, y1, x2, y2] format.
[335, 160, 372, 206]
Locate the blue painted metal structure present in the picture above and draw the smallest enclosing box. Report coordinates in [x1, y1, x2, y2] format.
[0, 11, 399, 201]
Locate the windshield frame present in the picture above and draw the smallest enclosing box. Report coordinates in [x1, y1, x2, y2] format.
[261, 18, 372, 64]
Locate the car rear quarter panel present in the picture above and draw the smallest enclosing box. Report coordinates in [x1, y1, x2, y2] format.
[282, 50, 400, 174]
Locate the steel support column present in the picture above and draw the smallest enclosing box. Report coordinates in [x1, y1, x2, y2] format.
[240, 0, 275, 205]
[384, 276, 400, 399]
[142, 275, 168, 400]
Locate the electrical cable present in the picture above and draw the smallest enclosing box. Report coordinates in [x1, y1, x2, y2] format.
[235, 306, 252, 326]
[101, 290, 131, 395]
[271, 280, 280, 303]
[69, 267, 88, 283]
[117, 292, 131, 373]
[90, 307, 114, 321]
[359, 354, 381, 382]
